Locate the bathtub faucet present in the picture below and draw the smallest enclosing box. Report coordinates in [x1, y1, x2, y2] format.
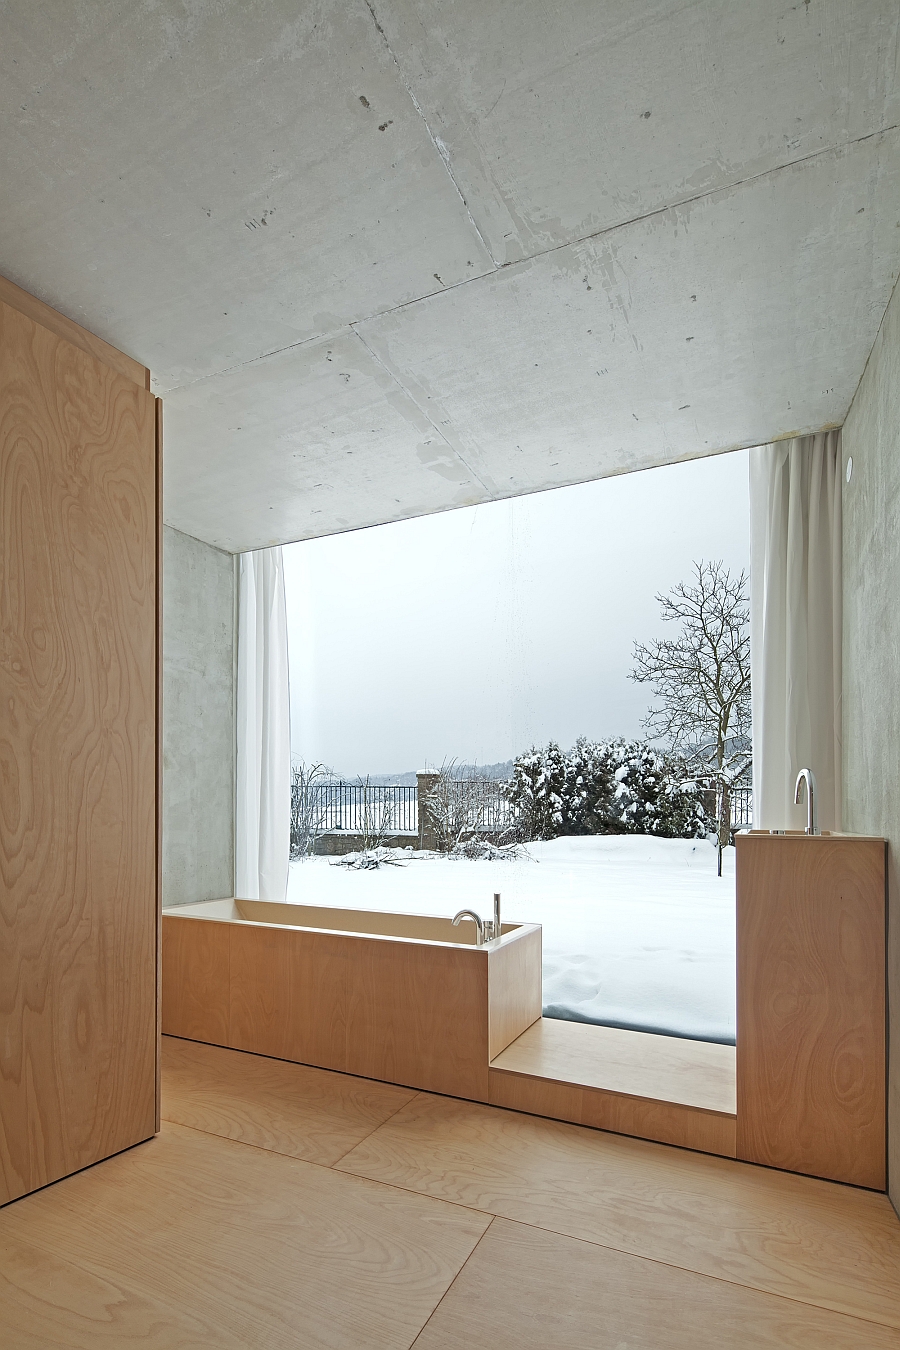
[451, 909, 485, 945]
[491, 892, 501, 942]
[794, 768, 819, 836]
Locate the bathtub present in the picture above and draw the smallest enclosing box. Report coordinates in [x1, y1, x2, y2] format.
[162, 898, 542, 1102]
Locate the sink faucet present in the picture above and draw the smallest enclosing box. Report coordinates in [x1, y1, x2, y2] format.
[452, 909, 485, 945]
[794, 768, 819, 835]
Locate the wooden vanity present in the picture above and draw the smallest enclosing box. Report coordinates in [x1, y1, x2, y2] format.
[736, 832, 887, 1189]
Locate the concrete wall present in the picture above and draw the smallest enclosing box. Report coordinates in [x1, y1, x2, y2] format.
[842, 274, 900, 1208]
[163, 525, 235, 907]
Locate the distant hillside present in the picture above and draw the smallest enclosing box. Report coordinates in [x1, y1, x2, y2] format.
[336, 760, 515, 786]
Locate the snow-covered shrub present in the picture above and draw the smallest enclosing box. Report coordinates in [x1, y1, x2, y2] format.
[449, 838, 529, 861]
[506, 738, 707, 841]
[503, 741, 573, 841]
[604, 740, 707, 838]
[331, 846, 406, 870]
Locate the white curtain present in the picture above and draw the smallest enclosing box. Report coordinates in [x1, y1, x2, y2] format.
[749, 431, 842, 832]
[235, 547, 291, 899]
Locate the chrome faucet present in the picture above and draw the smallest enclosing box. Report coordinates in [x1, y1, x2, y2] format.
[451, 895, 502, 945]
[452, 909, 485, 945]
[794, 768, 819, 835]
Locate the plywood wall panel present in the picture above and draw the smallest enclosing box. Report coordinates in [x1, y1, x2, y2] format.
[0, 299, 158, 1204]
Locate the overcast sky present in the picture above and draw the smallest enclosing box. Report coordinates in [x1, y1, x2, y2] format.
[284, 449, 750, 777]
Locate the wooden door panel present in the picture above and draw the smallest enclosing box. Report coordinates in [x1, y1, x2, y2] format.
[0, 298, 158, 1204]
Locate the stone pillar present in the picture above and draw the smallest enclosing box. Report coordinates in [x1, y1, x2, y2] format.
[416, 772, 440, 851]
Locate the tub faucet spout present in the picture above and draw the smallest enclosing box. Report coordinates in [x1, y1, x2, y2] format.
[794, 768, 819, 836]
[452, 909, 485, 946]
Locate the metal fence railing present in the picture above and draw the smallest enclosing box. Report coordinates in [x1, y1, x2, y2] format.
[301, 783, 419, 834]
[730, 785, 753, 828]
[293, 780, 516, 838]
[294, 778, 753, 839]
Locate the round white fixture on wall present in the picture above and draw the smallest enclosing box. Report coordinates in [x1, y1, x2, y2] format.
[846, 456, 853, 483]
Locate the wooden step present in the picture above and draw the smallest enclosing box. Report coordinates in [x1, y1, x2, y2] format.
[490, 1019, 736, 1157]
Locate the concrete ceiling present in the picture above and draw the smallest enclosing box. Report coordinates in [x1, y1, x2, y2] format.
[2, 1, 899, 551]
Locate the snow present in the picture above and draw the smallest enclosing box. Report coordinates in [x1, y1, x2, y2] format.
[287, 834, 736, 1044]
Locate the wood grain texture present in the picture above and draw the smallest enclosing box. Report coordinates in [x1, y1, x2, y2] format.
[492, 1017, 736, 1112]
[162, 913, 494, 1099]
[161, 1035, 417, 1164]
[161, 916, 231, 1046]
[234, 924, 491, 1098]
[0, 298, 158, 1205]
[489, 1068, 736, 1156]
[736, 834, 887, 1188]
[487, 926, 542, 1059]
[0, 1121, 489, 1349]
[0, 273, 149, 389]
[336, 1091, 900, 1327]
[415, 1215, 899, 1350]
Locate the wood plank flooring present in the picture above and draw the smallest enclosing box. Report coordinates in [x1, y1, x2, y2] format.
[162, 1035, 416, 1164]
[0, 1122, 487, 1350]
[0, 1034, 898, 1348]
[336, 1091, 900, 1329]
[413, 1217, 899, 1349]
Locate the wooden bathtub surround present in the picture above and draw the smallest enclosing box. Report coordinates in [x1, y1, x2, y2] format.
[162, 900, 542, 1102]
[162, 831, 888, 1188]
[0, 283, 159, 1204]
[736, 832, 887, 1189]
[490, 1019, 737, 1158]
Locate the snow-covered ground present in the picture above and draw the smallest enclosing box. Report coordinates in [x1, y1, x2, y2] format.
[287, 835, 736, 1044]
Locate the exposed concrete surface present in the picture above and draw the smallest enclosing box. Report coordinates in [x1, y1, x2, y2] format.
[2, 3, 900, 550]
[163, 526, 235, 907]
[374, 0, 900, 264]
[359, 132, 900, 501]
[0, 1, 492, 391]
[842, 272, 900, 1207]
[163, 328, 488, 551]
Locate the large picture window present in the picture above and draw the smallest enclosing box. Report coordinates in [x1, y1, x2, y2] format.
[283, 449, 750, 1045]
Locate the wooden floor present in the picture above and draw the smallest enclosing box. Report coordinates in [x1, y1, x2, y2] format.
[0, 1036, 898, 1348]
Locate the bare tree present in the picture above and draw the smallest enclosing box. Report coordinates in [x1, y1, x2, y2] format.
[333, 776, 403, 869]
[353, 776, 396, 853]
[426, 761, 505, 853]
[290, 760, 332, 859]
[630, 560, 751, 874]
